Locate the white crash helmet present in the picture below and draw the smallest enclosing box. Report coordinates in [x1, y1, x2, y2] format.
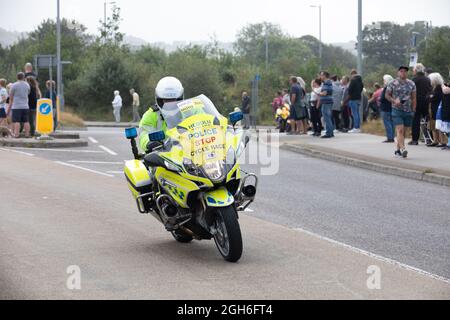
[155, 76, 184, 108]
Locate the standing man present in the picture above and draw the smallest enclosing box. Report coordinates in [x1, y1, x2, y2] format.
[112, 90, 123, 123]
[385, 66, 417, 158]
[130, 88, 141, 123]
[345, 70, 364, 133]
[410, 63, 432, 145]
[318, 71, 334, 138]
[241, 91, 251, 130]
[288, 76, 302, 135]
[24, 63, 37, 80]
[331, 75, 343, 132]
[8, 72, 31, 138]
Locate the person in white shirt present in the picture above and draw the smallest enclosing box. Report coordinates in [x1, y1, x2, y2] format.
[0, 79, 9, 127]
[130, 88, 141, 122]
[112, 90, 122, 123]
[309, 78, 323, 136]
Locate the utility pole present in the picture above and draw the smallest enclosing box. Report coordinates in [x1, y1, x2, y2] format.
[104, 1, 107, 38]
[103, 1, 116, 41]
[265, 28, 269, 71]
[310, 5, 322, 72]
[357, 0, 363, 76]
[56, 0, 63, 112]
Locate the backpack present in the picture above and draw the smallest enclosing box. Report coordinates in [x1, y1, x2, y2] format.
[379, 87, 392, 112]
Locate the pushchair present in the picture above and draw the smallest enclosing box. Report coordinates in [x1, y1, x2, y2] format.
[420, 115, 434, 145]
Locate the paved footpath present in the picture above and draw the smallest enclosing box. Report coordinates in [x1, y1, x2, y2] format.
[1, 149, 449, 299]
[274, 132, 450, 186]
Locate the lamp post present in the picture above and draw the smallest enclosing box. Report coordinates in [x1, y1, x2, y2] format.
[56, 0, 62, 112]
[310, 5, 322, 72]
[357, 0, 363, 76]
[265, 27, 269, 71]
[104, 1, 116, 40]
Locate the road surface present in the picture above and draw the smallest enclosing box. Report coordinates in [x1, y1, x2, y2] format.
[0, 128, 449, 299]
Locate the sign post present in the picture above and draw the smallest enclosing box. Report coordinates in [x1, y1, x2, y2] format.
[36, 98, 54, 139]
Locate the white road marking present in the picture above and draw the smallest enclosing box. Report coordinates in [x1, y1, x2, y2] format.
[7, 147, 103, 153]
[68, 160, 124, 165]
[55, 161, 114, 177]
[293, 226, 450, 285]
[244, 208, 254, 212]
[107, 171, 124, 174]
[88, 137, 99, 144]
[0, 148, 34, 157]
[99, 145, 118, 156]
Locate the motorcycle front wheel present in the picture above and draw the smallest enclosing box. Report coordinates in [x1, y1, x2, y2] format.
[213, 206, 243, 263]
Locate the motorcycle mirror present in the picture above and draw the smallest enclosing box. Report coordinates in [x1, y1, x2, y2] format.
[125, 127, 138, 140]
[229, 111, 243, 126]
[245, 135, 250, 147]
[149, 130, 165, 142]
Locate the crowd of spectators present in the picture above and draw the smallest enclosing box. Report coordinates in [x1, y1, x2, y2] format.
[263, 64, 450, 158]
[0, 63, 58, 138]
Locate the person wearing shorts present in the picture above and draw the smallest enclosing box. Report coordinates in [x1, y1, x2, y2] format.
[386, 66, 417, 158]
[8, 72, 31, 138]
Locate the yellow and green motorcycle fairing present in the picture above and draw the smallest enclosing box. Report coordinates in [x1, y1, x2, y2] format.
[124, 112, 244, 209]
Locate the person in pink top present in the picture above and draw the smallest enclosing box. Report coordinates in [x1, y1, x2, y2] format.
[369, 83, 383, 108]
[271, 91, 283, 115]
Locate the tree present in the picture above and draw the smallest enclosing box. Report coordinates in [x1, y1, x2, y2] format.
[234, 22, 286, 67]
[299, 35, 356, 72]
[362, 22, 410, 70]
[99, 4, 124, 45]
[66, 46, 137, 116]
[419, 27, 450, 77]
[0, 19, 90, 90]
[165, 46, 224, 109]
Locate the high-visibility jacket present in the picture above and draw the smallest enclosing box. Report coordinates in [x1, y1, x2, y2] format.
[138, 106, 168, 152]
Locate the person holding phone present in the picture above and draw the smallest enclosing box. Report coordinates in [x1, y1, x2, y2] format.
[385, 66, 417, 158]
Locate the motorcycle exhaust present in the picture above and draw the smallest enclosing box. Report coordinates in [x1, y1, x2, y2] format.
[156, 194, 179, 224]
[236, 173, 258, 212]
[242, 185, 257, 198]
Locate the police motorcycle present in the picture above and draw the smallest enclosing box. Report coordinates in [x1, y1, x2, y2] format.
[123, 95, 257, 262]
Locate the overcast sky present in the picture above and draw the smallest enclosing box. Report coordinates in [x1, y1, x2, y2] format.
[1, 0, 449, 44]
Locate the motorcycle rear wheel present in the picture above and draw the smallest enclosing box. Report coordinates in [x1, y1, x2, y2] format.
[213, 206, 243, 263]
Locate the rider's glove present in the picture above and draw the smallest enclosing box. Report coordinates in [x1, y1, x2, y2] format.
[146, 141, 162, 153]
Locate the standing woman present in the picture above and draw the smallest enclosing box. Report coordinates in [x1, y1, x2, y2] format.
[112, 90, 123, 123]
[438, 83, 450, 150]
[309, 79, 323, 137]
[27, 77, 42, 136]
[379, 75, 395, 143]
[44, 80, 57, 130]
[428, 73, 447, 147]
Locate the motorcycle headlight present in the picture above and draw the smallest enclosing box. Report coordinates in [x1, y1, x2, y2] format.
[183, 158, 199, 175]
[164, 160, 181, 172]
[201, 161, 226, 183]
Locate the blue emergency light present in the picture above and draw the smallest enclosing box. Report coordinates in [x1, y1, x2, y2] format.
[125, 127, 138, 139]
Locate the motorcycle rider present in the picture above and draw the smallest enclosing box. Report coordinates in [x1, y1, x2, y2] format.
[139, 76, 184, 153]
